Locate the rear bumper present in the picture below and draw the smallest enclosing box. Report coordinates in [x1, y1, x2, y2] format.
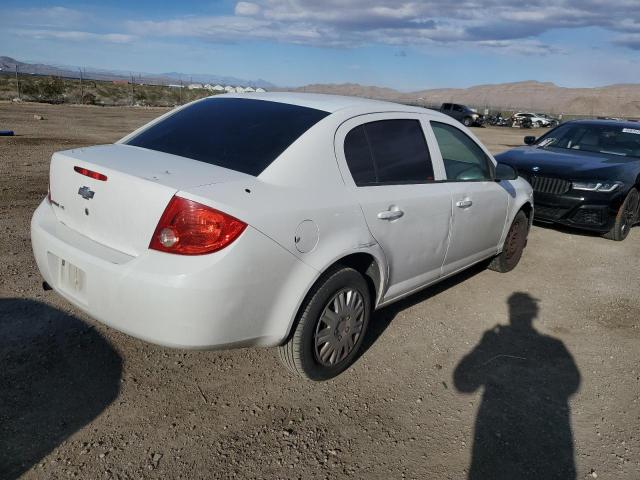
[532, 190, 623, 232]
[31, 201, 317, 349]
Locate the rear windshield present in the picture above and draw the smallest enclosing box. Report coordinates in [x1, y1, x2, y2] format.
[126, 98, 330, 176]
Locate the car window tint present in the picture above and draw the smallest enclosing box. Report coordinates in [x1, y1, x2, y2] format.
[126, 98, 329, 176]
[366, 120, 434, 184]
[453, 105, 463, 112]
[344, 125, 376, 186]
[431, 121, 492, 181]
[344, 119, 435, 185]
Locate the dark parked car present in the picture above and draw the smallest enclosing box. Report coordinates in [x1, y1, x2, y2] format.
[440, 103, 484, 127]
[496, 120, 640, 241]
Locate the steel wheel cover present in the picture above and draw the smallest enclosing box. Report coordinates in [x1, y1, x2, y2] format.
[314, 288, 365, 367]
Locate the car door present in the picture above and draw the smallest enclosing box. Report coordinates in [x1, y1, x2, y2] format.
[428, 120, 510, 275]
[335, 114, 452, 302]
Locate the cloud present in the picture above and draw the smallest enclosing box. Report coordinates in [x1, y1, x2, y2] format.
[614, 34, 640, 50]
[17, 29, 136, 44]
[476, 40, 566, 56]
[235, 2, 262, 16]
[6, 1, 640, 54]
[0, 6, 87, 28]
[1, 6, 135, 46]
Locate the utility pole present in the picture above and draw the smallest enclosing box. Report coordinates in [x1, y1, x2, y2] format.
[179, 78, 183, 105]
[15, 65, 20, 100]
[130, 72, 135, 106]
[78, 67, 84, 104]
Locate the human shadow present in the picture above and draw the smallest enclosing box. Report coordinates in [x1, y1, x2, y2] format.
[0, 298, 122, 479]
[453, 293, 580, 480]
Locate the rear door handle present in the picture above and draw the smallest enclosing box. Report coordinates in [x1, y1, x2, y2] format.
[377, 209, 404, 221]
[456, 199, 473, 208]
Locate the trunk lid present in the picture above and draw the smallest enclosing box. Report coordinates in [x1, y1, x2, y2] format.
[48, 144, 249, 256]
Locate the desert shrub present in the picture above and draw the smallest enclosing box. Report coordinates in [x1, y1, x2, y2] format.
[82, 92, 97, 105]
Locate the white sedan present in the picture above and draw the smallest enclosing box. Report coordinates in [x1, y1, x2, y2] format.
[513, 112, 552, 127]
[32, 93, 533, 380]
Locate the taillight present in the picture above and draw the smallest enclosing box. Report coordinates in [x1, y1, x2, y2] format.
[149, 196, 247, 255]
[74, 166, 108, 181]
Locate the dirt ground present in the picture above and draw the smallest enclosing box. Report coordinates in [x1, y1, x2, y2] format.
[1, 101, 639, 480]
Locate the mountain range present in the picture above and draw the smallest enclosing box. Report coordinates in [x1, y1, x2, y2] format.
[294, 82, 640, 117]
[0, 56, 274, 88]
[2, 56, 640, 116]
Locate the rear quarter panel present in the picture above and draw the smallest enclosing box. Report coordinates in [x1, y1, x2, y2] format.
[181, 114, 388, 337]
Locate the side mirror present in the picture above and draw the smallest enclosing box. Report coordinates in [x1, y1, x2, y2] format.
[524, 136, 536, 145]
[495, 163, 518, 181]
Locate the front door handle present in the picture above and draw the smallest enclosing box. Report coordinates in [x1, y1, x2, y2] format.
[456, 199, 473, 208]
[377, 208, 404, 221]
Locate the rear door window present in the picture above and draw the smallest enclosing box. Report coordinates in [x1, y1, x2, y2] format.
[126, 98, 329, 176]
[344, 125, 377, 186]
[344, 119, 435, 185]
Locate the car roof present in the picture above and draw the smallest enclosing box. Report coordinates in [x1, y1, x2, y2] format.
[215, 91, 433, 115]
[562, 119, 640, 129]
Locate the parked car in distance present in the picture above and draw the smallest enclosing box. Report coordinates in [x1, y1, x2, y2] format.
[535, 113, 560, 128]
[32, 93, 533, 380]
[512, 112, 553, 128]
[440, 103, 484, 127]
[496, 119, 640, 240]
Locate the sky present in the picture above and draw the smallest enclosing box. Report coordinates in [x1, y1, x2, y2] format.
[1, 0, 640, 90]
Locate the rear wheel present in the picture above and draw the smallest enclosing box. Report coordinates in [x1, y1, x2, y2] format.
[278, 266, 371, 380]
[489, 210, 529, 273]
[603, 187, 639, 241]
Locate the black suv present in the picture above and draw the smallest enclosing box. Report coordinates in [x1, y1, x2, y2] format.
[496, 120, 640, 241]
[440, 103, 484, 127]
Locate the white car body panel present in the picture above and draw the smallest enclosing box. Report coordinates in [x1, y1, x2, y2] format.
[32, 201, 318, 348]
[31, 92, 533, 349]
[334, 113, 452, 302]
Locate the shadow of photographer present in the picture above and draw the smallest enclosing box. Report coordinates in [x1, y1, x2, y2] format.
[0, 298, 122, 479]
[454, 292, 580, 480]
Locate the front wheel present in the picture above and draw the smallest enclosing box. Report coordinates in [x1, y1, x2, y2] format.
[489, 210, 529, 273]
[463, 117, 473, 127]
[278, 266, 371, 380]
[603, 188, 639, 241]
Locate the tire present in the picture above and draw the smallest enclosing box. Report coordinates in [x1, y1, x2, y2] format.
[603, 188, 639, 241]
[489, 210, 529, 273]
[463, 117, 473, 127]
[278, 266, 371, 380]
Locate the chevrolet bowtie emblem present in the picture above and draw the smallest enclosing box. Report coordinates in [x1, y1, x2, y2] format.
[78, 186, 95, 200]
